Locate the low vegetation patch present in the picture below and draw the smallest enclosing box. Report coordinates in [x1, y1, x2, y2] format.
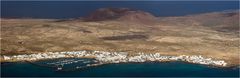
[100, 35, 148, 40]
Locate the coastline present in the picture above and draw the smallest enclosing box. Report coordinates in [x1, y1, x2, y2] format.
[1, 50, 232, 68]
[2, 60, 239, 77]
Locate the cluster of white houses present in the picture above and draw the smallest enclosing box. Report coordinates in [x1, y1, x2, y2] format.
[1, 50, 227, 67]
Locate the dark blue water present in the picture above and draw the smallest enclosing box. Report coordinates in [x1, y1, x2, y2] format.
[1, 1, 239, 18]
[1, 58, 239, 77]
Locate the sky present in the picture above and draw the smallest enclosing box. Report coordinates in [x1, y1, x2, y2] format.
[1, 1, 239, 19]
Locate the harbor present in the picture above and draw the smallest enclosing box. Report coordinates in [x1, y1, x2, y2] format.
[1, 50, 227, 67]
[1, 60, 238, 77]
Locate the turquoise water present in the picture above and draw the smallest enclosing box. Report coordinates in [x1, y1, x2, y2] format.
[1, 58, 239, 77]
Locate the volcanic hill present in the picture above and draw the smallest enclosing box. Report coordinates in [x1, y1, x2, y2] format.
[84, 8, 157, 25]
[1, 8, 239, 66]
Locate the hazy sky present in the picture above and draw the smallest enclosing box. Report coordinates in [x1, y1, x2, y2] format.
[1, 1, 239, 18]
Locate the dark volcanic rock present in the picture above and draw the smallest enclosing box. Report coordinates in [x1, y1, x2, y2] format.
[100, 35, 148, 40]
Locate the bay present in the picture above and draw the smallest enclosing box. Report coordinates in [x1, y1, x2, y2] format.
[1, 58, 239, 77]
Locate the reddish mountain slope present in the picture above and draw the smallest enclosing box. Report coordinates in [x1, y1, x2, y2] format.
[84, 8, 157, 25]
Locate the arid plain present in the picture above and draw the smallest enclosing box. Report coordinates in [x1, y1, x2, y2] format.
[1, 8, 239, 66]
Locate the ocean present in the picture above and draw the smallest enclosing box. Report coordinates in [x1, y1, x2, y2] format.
[1, 58, 239, 77]
[1, 1, 239, 19]
[1, 1, 240, 77]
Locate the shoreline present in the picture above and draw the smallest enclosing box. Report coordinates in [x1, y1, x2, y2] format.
[0, 50, 232, 67]
[1, 59, 239, 70]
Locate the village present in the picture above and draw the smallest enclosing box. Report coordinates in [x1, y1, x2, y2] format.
[1, 50, 227, 67]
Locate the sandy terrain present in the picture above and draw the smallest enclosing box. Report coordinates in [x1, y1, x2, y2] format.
[1, 9, 239, 66]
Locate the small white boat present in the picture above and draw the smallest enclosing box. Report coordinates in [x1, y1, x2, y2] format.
[57, 67, 62, 71]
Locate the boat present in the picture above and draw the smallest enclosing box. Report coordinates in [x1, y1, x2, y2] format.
[55, 64, 64, 71]
[57, 67, 62, 70]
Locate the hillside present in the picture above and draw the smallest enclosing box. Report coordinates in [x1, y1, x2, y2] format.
[1, 8, 239, 66]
